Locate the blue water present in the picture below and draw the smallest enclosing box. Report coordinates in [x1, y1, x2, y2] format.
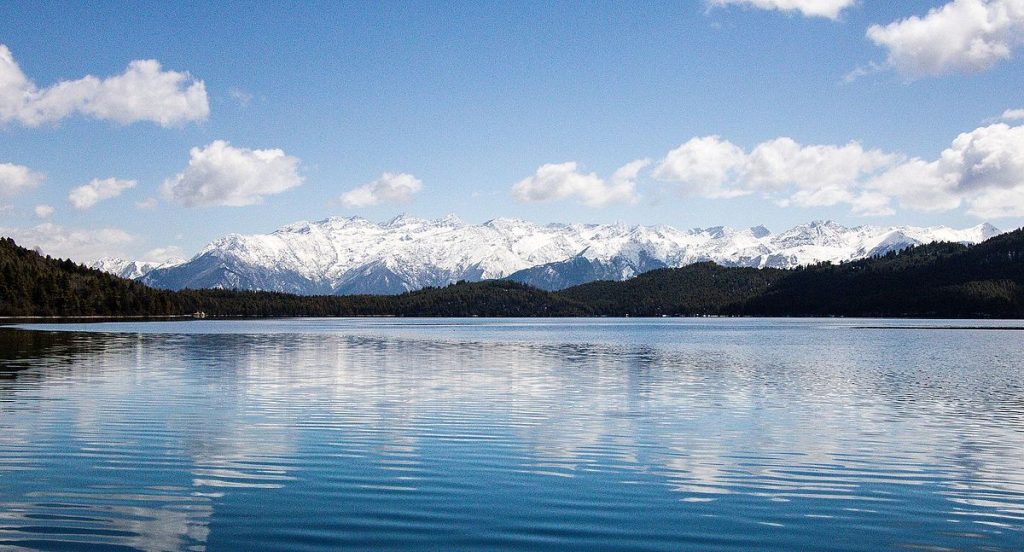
[0, 318, 1022, 551]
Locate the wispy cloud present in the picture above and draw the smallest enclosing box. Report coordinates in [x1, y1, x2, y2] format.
[705, 0, 856, 20]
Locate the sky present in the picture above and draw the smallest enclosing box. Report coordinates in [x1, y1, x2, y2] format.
[2, 0, 1024, 262]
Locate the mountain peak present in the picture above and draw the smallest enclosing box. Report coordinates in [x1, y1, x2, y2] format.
[749, 225, 771, 238]
[385, 213, 423, 227]
[439, 213, 464, 226]
[976, 222, 1001, 239]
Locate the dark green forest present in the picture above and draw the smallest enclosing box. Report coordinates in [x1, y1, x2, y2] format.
[3, 229, 1024, 319]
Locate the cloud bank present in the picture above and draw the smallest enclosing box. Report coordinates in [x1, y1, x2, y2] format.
[0, 44, 208, 127]
[162, 140, 303, 207]
[652, 122, 1024, 218]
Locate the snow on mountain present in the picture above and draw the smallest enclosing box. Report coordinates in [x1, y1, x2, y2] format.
[89, 257, 186, 280]
[137, 216, 1003, 294]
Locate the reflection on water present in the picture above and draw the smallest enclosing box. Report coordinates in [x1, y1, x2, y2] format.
[0, 319, 1022, 551]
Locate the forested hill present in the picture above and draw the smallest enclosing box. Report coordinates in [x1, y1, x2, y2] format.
[0, 237, 585, 317]
[2, 229, 1024, 318]
[0, 237, 182, 316]
[729, 227, 1024, 318]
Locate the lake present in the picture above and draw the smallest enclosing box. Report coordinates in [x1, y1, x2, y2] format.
[0, 318, 1022, 551]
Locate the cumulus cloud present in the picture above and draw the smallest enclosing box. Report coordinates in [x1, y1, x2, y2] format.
[859, 123, 1024, 217]
[339, 172, 423, 208]
[0, 223, 136, 262]
[68, 177, 136, 209]
[862, 158, 961, 212]
[866, 0, 1024, 77]
[34, 204, 54, 218]
[512, 160, 647, 207]
[0, 44, 208, 127]
[705, 0, 856, 19]
[653, 122, 1024, 218]
[0, 162, 44, 196]
[652, 137, 748, 198]
[161, 140, 303, 207]
[653, 135, 896, 213]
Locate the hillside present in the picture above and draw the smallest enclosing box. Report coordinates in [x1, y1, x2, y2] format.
[560, 263, 786, 316]
[0, 238, 182, 317]
[729, 228, 1024, 318]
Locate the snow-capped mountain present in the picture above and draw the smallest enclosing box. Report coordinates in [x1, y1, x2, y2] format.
[132, 215, 1002, 294]
[89, 257, 185, 280]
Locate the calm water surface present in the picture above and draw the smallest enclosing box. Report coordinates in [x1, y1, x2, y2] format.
[1, 318, 1022, 551]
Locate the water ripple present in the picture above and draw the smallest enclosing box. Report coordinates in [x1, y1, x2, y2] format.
[0, 319, 1022, 551]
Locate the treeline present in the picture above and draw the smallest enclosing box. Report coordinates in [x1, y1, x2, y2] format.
[730, 229, 1024, 317]
[0, 238, 181, 316]
[0, 237, 585, 317]
[2, 230, 1024, 319]
[562, 262, 786, 316]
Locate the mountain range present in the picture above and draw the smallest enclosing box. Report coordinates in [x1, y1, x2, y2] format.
[89, 216, 1002, 295]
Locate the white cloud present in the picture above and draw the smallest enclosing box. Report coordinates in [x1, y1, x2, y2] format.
[33, 204, 54, 218]
[654, 124, 1024, 218]
[0, 162, 44, 196]
[966, 187, 1024, 217]
[652, 137, 748, 198]
[849, 192, 896, 216]
[161, 140, 303, 207]
[746, 137, 897, 191]
[0, 43, 208, 127]
[868, 123, 1024, 217]
[512, 160, 645, 207]
[1001, 108, 1024, 121]
[706, 0, 856, 19]
[654, 135, 896, 213]
[339, 172, 423, 208]
[863, 158, 961, 212]
[68, 177, 136, 209]
[0, 223, 136, 262]
[866, 0, 1024, 77]
[142, 245, 187, 264]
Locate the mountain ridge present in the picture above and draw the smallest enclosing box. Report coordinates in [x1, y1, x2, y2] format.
[89, 216, 1001, 294]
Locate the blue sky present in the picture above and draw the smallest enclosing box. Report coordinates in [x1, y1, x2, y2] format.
[2, 0, 1024, 261]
